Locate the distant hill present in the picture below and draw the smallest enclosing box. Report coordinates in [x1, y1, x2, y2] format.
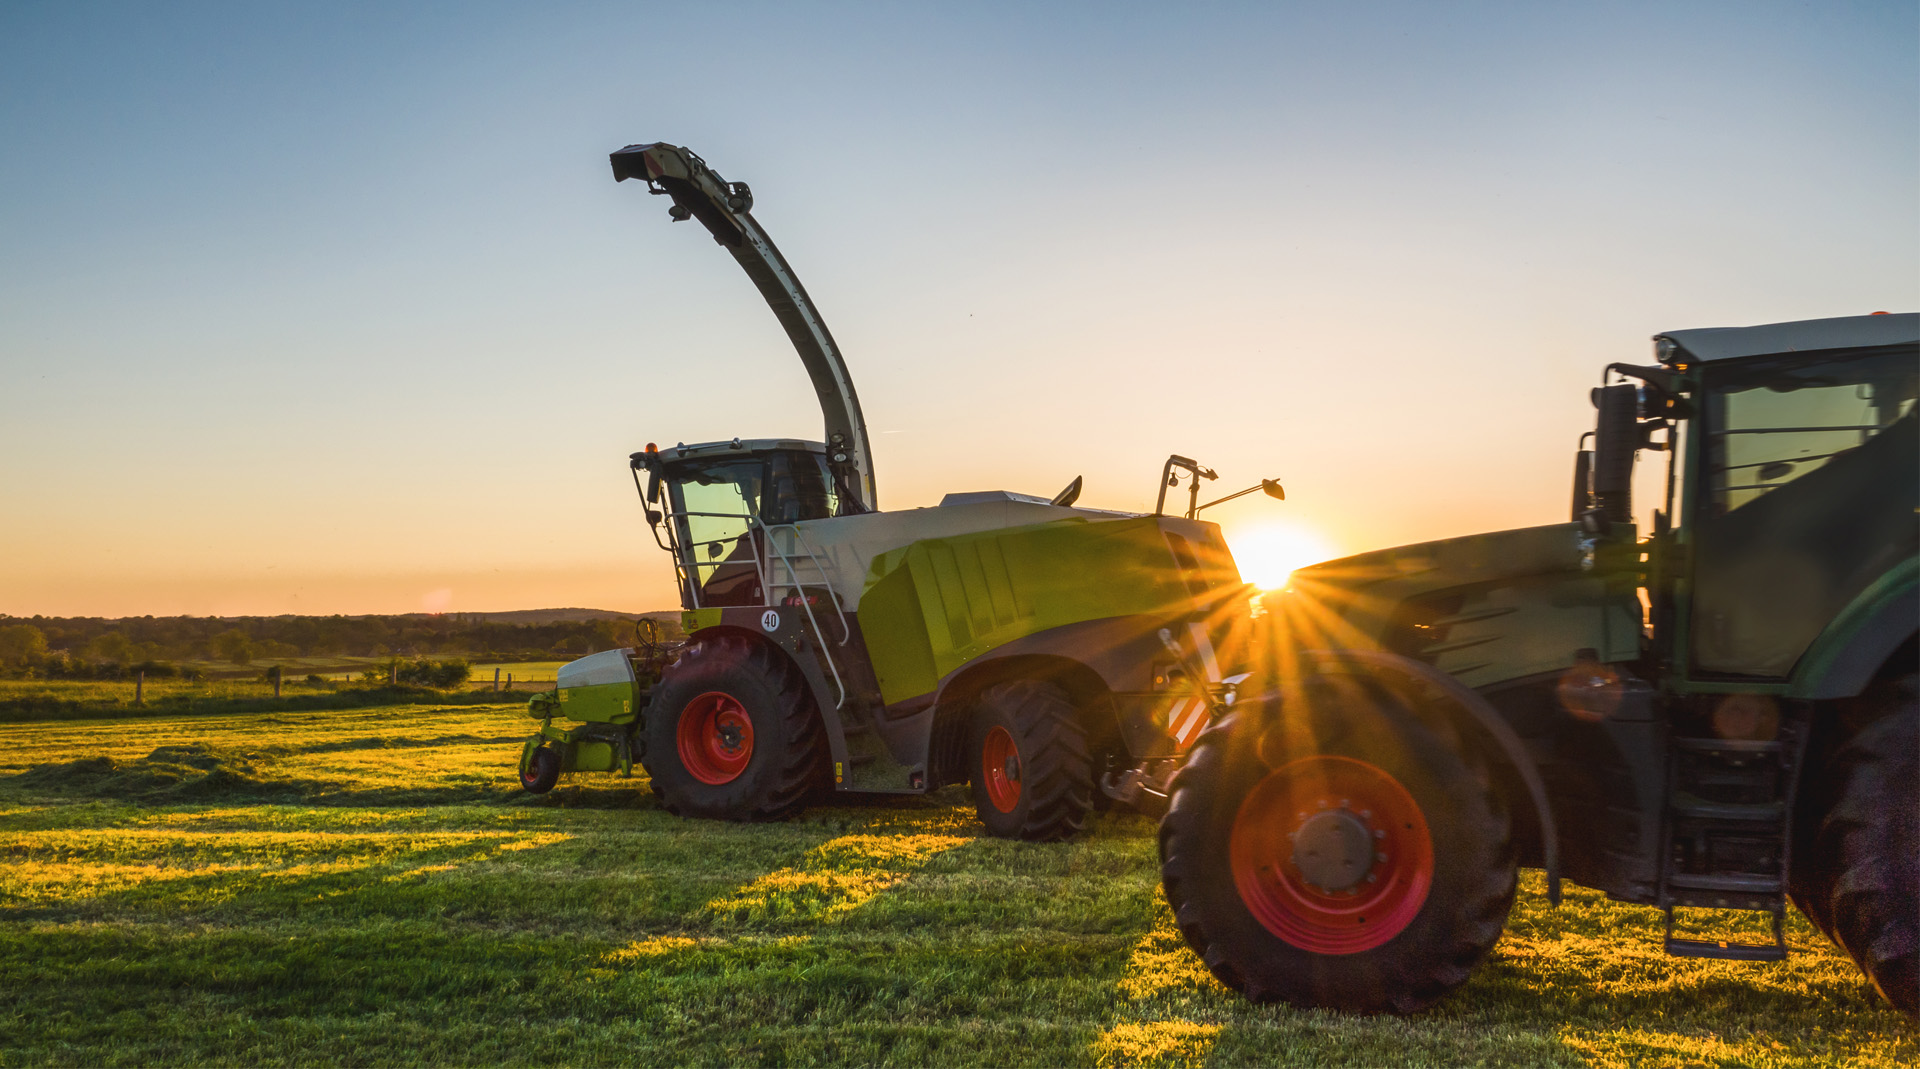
[389, 608, 676, 625]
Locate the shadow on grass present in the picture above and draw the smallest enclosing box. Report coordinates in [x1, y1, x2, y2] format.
[0, 687, 520, 724]
[0, 741, 704, 812]
[270, 734, 530, 756]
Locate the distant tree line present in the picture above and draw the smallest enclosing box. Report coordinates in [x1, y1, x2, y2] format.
[0, 613, 672, 678]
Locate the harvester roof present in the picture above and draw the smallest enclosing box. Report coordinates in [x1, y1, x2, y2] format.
[1655, 312, 1917, 365]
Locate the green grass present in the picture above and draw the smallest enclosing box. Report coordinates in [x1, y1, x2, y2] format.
[0, 697, 1910, 1067]
[469, 661, 568, 686]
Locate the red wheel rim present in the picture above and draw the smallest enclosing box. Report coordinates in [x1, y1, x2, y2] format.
[981, 725, 1022, 813]
[1229, 755, 1433, 954]
[676, 691, 755, 785]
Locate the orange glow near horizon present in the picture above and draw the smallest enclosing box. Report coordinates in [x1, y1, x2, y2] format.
[1223, 520, 1341, 592]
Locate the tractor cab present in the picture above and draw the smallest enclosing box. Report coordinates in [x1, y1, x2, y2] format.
[631, 439, 859, 609]
[1581, 313, 1919, 684]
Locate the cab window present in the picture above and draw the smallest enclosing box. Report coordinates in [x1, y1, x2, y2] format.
[1690, 348, 1918, 678]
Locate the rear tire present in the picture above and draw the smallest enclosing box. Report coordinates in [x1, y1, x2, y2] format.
[641, 634, 826, 821]
[1158, 676, 1516, 1013]
[1811, 677, 1917, 1018]
[969, 680, 1094, 841]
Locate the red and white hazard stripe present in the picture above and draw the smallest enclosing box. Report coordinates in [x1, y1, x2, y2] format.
[1163, 621, 1224, 749]
[1168, 695, 1211, 748]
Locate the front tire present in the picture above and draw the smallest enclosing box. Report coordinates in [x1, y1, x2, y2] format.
[1811, 677, 1917, 1018]
[641, 634, 826, 821]
[1158, 676, 1516, 1013]
[520, 746, 560, 794]
[969, 680, 1094, 841]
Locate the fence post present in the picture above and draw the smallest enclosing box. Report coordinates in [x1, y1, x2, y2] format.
[135, 670, 144, 707]
[493, 667, 501, 693]
[269, 665, 282, 698]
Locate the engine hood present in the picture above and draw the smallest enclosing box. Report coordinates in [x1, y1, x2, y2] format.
[1269, 523, 1592, 649]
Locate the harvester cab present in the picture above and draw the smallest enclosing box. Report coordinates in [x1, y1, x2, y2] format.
[517, 141, 1286, 844]
[1157, 311, 1919, 1018]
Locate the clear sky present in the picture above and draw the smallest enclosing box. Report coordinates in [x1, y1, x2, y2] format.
[2, 1, 1914, 618]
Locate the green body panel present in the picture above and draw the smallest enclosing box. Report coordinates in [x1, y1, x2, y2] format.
[556, 680, 639, 724]
[1787, 556, 1919, 698]
[858, 516, 1206, 705]
[1281, 523, 1643, 688]
[682, 608, 722, 633]
[562, 741, 616, 773]
[525, 723, 631, 777]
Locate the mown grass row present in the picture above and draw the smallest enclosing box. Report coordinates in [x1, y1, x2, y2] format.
[0, 702, 1910, 1066]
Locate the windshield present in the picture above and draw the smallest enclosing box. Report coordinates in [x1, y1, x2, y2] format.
[661, 449, 843, 608]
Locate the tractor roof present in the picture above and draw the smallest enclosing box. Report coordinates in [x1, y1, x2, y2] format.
[650, 439, 825, 463]
[1655, 312, 1918, 365]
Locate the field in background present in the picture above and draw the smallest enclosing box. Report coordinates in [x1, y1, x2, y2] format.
[0, 695, 1910, 1067]
[467, 661, 568, 684]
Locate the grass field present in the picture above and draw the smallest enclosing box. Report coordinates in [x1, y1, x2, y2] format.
[0, 699, 1910, 1067]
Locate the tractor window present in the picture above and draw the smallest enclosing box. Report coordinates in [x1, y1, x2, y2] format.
[764, 451, 840, 524]
[1689, 348, 1919, 677]
[667, 461, 766, 607]
[1702, 360, 1914, 515]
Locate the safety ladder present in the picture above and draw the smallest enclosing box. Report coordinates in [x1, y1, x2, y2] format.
[1655, 722, 1806, 961]
[755, 522, 853, 709]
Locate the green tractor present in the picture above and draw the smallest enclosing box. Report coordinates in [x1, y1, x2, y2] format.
[1159, 312, 1918, 1016]
[518, 142, 1280, 840]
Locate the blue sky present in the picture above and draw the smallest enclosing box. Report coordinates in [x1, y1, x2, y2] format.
[1, 1, 1913, 615]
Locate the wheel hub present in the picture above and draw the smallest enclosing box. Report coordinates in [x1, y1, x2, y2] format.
[981, 725, 1023, 813]
[1228, 754, 1435, 954]
[1290, 808, 1375, 892]
[676, 691, 755, 785]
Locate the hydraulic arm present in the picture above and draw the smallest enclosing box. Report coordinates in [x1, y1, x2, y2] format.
[610, 142, 877, 512]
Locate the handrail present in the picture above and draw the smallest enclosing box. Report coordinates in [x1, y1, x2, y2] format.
[657, 504, 849, 709]
[759, 522, 850, 709]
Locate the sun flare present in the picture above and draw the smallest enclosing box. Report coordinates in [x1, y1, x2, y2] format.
[1225, 521, 1340, 591]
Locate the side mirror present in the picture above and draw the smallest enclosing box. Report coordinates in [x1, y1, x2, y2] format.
[1590, 384, 1638, 524]
[1050, 475, 1083, 508]
[646, 509, 663, 527]
[1261, 479, 1285, 501]
[1570, 449, 1593, 521]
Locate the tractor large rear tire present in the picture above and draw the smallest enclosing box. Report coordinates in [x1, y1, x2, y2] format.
[969, 680, 1094, 841]
[1810, 677, 1917, 1018]
[1159, 677, 1516, 1013]
[641, 634, 827, 821]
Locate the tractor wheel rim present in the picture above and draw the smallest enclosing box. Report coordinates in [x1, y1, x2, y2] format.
[1228, 754, 1434, 954]
[676, 691, 754, 785]
[982, 725, 1022, 813]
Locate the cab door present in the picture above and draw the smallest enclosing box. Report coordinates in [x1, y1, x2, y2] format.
[1683, 347, 1918, 680]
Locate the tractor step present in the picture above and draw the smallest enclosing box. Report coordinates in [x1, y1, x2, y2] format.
[1663, 935, 1789, 962]
[1669, 795, 1784, 822]
[1662, 900, 1789, 962]
[1671, 737, 1784, 756]
[1666, 872, 1782, 893]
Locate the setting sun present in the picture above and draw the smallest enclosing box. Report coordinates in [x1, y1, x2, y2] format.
[1224, 521, 1341, 591]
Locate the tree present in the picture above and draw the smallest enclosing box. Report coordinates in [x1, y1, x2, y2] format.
[85, 631, 135, 664]
[0, 624, 47, 667]
[212, 628, 254, 666]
